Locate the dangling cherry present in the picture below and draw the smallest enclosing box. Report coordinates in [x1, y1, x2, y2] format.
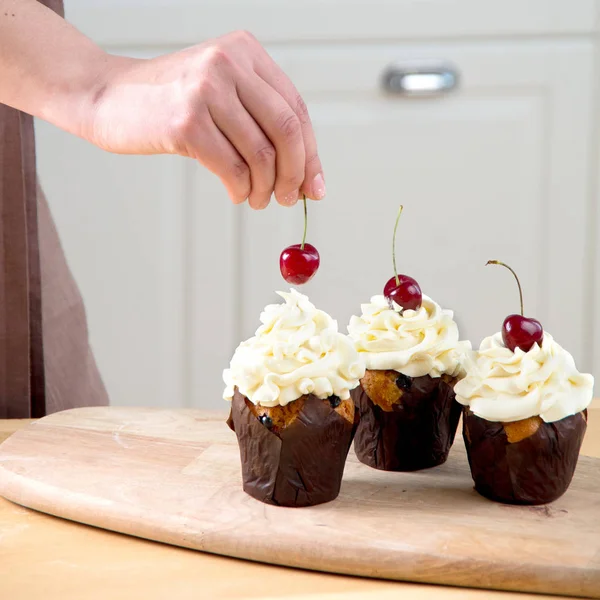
[280, 195, 320, 284]
[383, 205, 422, 311]
[486, 260, 544, 352]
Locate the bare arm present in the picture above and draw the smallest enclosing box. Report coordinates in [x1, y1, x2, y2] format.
[0, 0, 108, 137]
[0, 0, 325, 208]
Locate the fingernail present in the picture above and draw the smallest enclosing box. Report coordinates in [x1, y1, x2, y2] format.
[282, 189, 299, 206]
[311, 173, 326, 200]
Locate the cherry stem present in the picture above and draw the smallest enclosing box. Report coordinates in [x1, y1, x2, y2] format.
[301, 195, 307, 250]
[392, 205, 404, 285]
[486, 260, 524, 316]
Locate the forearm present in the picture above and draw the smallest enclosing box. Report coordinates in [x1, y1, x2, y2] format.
[0, 0, 112, 137]
[0, 12, 325, 206]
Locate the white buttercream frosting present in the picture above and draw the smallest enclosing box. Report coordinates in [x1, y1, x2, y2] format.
[223, 290, 365, 407]
[454, 332, 594, 423]
[347, 294, 470, 378]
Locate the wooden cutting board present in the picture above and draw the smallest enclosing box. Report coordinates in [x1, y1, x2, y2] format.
[0, 408, 598, 598]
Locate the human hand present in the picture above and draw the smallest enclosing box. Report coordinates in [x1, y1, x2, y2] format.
[87, 31, 325, 209]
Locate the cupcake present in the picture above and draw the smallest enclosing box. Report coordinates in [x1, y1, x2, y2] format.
[455, 261, 594, 505]
[348, 294, 471, 471]
[224, 289, 365, 507]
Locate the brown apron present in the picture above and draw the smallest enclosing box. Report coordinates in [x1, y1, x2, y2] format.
[0, 0, 109, 418]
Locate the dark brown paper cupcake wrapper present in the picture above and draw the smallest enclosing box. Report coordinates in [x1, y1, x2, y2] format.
[462, 408, 588, 505]
[352, 373, 461, 471]
[227, 389, 358, 507]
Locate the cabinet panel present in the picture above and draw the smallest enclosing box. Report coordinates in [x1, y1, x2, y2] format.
[66, 0, 597, 46]
[186, 168, 237, 409]
[241, 42, 595, 376]
[36, 122, 187, 408]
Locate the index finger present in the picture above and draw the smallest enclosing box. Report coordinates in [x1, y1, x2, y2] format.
[253, 57, 325, 201]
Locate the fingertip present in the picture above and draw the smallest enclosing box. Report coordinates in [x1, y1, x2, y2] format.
[220, 176, 249, 205]
[248, 193, 272, 210]
[229, 184, 251, 205]
[300, 185, 317, 201]
[302, 172, 326, 201]
[276, 189, 300, 207]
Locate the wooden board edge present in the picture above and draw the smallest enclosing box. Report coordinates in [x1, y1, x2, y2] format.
[0, 463, 598, 599]
[0, 420, 35, 444]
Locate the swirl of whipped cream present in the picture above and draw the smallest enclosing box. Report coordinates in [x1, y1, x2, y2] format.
[223, 290, 365, 407]
[454, 332, 594, 423]
[347, 294, 470, 378]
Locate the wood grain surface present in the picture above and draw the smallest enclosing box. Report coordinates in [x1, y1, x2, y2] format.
[0, 407, 599, 599]
[0, 496, 571, 600]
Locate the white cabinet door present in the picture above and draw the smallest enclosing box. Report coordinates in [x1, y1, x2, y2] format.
[36, 123, 183, 408]
[240, 41, 595, 375]
[68, 0, 596, 45]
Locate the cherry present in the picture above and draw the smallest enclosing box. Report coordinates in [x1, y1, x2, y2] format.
[280, 196, 320, 285]
[384, 275, 422, 311]
[486, 260, 544, 353]
[280, 243, 320, 285]
[502, 314, 544, 353]
[383, 205, 422, 311]
[383, 275, 423, 310]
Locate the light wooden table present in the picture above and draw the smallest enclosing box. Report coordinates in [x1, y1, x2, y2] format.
[1, 405, 598, 600]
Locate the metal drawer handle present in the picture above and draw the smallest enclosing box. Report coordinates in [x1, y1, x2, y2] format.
[382, 64, 459, 96]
